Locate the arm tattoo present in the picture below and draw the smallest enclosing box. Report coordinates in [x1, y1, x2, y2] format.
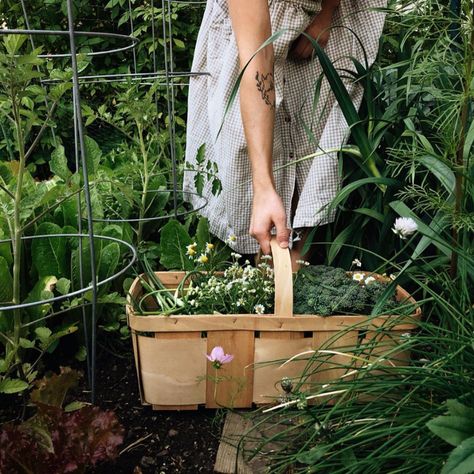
[255, 71, 275, 109]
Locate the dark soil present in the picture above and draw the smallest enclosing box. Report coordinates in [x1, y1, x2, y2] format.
[0, 342, 223, 474]
[88, 344, 223, 474]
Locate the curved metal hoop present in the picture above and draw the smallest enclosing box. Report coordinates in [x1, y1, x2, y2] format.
[0, 233, 137, 312]
[90, 189, 208, 223]
[43, 70, 210, 85]
[0, 29, 138, 58]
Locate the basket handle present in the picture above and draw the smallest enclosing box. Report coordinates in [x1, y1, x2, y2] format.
[270, 237, 293, 317]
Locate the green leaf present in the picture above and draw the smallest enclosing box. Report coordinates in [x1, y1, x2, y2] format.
[19, 338, 35, 349]
[83, 136, 102, 176]
[0, 256, 13, 303]
[35, 326, 52, 342]
[56, 278, 71, 296]
[427, 416, 474, 447]
[50, 145, 72, 182]
[447, 400, 474, 419]
[417, 155, 455, 194]
[196, 217, 211, 249]
[3, 35, 28, 55]
[0, 378, 28, 394]
[296, 445, 329, 464]
[64, 400, 90, 412]
[98, 242, 121, 281]
[32, 222, 68, 278]
[159, 220, 193, 270]
[329, 177, 399, 212]
[442, 436, 474, 474]
[24, 276, 56, 321]
[75, 345, 87, 362]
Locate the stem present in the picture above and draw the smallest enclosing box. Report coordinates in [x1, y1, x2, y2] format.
[11, 99, 26, 364]
[450, 1, 474, 278]
[137, 124, 149, 245]
[24, 101, 58, 160]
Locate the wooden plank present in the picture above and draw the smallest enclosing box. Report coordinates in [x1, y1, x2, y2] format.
[206, 331, 255, 408]
[214, 413, 254, 474]
[128, 313, 420, 332]
[260, 331, 304, 339]
[253, 337, 313, 404]
[152, 332, 201, 410]
[214, 412, 287, 473]
[311, 330, 359, 404]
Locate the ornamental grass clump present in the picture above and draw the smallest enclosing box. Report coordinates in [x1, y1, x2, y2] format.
[293, 265, 406, 316]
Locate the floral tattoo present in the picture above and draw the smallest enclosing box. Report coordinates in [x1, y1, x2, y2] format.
[255, 71, 275, 109]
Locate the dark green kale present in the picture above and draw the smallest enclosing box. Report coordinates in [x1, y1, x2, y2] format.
[293, 265, 409, 316]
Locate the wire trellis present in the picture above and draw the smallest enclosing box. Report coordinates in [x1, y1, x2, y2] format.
[0, 0, 207, 402]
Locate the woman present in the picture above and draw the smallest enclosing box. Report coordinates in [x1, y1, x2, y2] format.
[184, 0, 386, 266]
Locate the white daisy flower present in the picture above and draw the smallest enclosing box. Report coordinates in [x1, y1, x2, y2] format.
[254, 304, 265, 314]
[392, 217, 418, 239]
[352, 272, 365, 282]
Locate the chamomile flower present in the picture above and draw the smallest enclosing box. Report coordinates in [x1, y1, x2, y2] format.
[206, 242, 214, 252]
[186, 242, 197, 257]
[197, 254, 209, 264]
[254, 304, 265, 314]
[352, 272, 365, 283]
[226, 234, 237, 244]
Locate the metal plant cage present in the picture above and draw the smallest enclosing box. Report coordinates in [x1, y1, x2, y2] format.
[0, 0, 208, 401]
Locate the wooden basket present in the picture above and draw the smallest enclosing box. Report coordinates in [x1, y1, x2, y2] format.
[126, 239, 421, 410]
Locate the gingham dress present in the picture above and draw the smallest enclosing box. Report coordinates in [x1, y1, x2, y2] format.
[184, 0, 386, 253]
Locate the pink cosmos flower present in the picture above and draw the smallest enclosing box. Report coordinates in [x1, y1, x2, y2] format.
[206, 346, 234, 369]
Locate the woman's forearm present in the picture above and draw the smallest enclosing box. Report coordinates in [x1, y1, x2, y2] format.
[228, 0, 275, 193]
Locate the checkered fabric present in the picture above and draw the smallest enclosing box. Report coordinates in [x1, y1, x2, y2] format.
[184, 0, 386, 253]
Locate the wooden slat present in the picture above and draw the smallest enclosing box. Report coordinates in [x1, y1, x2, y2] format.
[214, 413, 254, 474]
[311, 330, 359, 404]
[215, 412, 287, 473]
[269, 237, 293, 317]
[137, 335, 206, 407]
[128, 313, 420, 332]
[253, 337, 313, 404]
[260, 331, 304, 339]
[152, 332, 201, 410]
[206, 331, 255, 408]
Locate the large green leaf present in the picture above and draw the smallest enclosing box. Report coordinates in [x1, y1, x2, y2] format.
[98, 242, 120, 281]
[32, 222, 68, 278]
[24, 276, 57, 322]
[442, 436, 474, 474]
[0, 377, 28, 394]
[0, 256, 13, 303]
[427, 416, 474, 447]
[417, 155, 455, 194]
[329, 177, 399, 212]
[83, 136, 102, 176]
[159, 219, 193, 270]
[50, 145, 72, 182]
[196, 217, 211, 249]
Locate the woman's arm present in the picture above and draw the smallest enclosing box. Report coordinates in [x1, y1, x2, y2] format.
[228, 0, 290, 254]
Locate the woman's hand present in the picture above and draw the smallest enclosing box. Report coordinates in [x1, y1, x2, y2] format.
[250, 188, 290, 254]
[289, 0, 340, 60]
